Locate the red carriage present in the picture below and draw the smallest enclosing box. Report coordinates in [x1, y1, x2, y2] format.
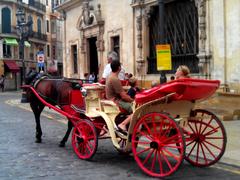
[23, 77, 227, 178]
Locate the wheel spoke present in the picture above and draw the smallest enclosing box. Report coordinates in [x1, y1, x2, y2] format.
[161, 149, 173, 171]
[143, 120, 152, 135]
[200, 116, 214, 135]
[157, 150, 163, 175]
[133, 140, 150, 145]
[187, 141, 197, 158]
[202, 141, 216, 159]
[152, 114, 157, 137]
[200, 142, 208, 164]
[196, 142, 200, 163]
[142, 149, 154, 166]
[188, 122, 197, 134]
[138, 130, 153, 141]
[136, 147, 151, 156]
[186, 139, 195, 146]
[203, 126, 220, 137]
[151, 150, 157, 171]
[162, 147, 180, 161]
[85, 141, 92, 154]
[204, 139, 222, 151]
[205, 136, 224, 140]
[162, 134, 180, 144]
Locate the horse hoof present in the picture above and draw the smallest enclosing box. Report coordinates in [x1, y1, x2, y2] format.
[59, 142, 65, 147]
[35, 139, 42, 143]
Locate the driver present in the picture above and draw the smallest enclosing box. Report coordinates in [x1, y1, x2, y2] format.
[105, 60, 133, 133]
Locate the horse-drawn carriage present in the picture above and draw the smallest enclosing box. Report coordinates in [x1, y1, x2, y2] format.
[23, 75, 227, 178]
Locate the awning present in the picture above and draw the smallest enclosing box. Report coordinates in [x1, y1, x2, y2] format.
[4, 38, 18, 46]
[24, 41, 31, 47]
[3, 60, 20, 73]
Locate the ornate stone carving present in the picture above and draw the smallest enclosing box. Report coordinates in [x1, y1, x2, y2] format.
[195, 0, 210, 78]
[77, 2, 105, 53]
[136, 15, 143, 49]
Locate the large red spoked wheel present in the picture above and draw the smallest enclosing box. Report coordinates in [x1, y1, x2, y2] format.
[183, 109, 227, 167]
[132, 113, 185, 178]
[72, 120, 98, 160]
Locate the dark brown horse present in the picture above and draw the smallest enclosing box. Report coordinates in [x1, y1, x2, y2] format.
[25, 70, 84, 147]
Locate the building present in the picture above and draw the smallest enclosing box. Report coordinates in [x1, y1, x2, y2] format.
[0, 0, 64, 90]
[57, 0, 240, 91]
[0, 0, 47, 90]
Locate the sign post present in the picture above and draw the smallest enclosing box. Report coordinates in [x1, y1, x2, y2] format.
[156, 44, 172, 71]
[156, 44, 172, 84]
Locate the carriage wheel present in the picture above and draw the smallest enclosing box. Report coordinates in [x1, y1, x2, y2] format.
[183, 109, 227, 167]
[72, 120, 98, 160]
[132, 113, 185, 177]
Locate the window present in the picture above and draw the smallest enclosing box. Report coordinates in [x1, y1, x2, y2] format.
[47, 45, 50, 57]
[111, 36, 120, 57]
[52, 45, 56, 59]
[51, 20, 56, 33]
[71, 45, 78, 74]
[46, 20, 49, 33]
[147, 1, 199, 74]
[3, 44, 11, 58]
[37, 18, 42, 34]
[1, 7, 11, 33]
[28, 15, 33, 33]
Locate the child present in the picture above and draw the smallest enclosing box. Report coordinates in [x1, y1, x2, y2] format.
[127, 76, 140, 99]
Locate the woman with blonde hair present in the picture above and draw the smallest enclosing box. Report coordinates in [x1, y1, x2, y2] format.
[175, 65, 190, 79]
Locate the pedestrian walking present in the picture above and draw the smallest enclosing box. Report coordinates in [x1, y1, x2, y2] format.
[0, 74, 6, 92]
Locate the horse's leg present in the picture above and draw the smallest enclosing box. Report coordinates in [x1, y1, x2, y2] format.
[30, 100, 44, 143]
[59, 120, 73, 147]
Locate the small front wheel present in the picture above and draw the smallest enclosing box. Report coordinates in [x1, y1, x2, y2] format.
[132, 112, 185, 178]
[72, 120, 98, 160]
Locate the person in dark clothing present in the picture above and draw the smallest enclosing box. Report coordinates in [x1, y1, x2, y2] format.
[0, 75, 5, 92]
[127, 76, 140, 99]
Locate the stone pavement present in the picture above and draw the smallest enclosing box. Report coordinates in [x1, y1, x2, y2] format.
[4, 91, 240, 168]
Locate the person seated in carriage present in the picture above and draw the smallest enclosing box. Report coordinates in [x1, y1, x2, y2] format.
[127, 76, 140, 99]
[105, 60, 133, 133]
[175, 65, 190, 79]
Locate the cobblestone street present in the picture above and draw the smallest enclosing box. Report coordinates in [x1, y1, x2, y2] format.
[0, 92, 239, 180]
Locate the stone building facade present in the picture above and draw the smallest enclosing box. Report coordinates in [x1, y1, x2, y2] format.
[57, 0, 240, 90]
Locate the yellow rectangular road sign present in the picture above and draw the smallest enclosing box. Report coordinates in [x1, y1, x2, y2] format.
[156, 44, 172, 71]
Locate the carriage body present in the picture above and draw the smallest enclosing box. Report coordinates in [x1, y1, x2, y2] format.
[79, 78, 226, 177]
[24, 77, 227, 178]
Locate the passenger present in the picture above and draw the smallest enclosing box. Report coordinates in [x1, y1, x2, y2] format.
[88, 72, 95, 83]
[151, 80, 159, 87]
[170, 75, 175, 81]
[105, 61, 133, 133]
[127, 76, 140, 99]
[102, 51, 125, 82]
[175, 65, 190, 79]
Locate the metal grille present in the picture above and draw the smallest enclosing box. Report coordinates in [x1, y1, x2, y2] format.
[148, 0, 199, 74]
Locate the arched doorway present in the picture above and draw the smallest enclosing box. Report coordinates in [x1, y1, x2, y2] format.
[88, 37, 98, 80]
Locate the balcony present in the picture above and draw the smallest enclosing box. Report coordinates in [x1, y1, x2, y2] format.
[31, 32, 47, 41]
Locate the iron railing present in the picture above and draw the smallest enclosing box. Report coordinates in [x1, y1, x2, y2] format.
[148, 0, 199, 74]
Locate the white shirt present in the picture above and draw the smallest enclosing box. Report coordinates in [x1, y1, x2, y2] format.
[102, 63, 125, 80]
[102, 63, 111, 79]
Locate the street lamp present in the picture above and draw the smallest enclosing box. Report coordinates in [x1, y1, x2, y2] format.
[16, 4, 32, 103]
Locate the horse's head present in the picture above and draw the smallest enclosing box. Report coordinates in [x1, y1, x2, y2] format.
[25, 70, 38, 85]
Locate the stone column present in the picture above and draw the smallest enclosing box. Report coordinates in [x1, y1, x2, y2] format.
[196, 0, 211, 78]
[136, 2, 145, 75]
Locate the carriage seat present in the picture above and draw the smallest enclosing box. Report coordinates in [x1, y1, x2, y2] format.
[100, 100, 120, 114]
[135, 78, 220, 105]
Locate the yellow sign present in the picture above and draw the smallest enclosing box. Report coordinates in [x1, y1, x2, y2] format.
[156, 44, 172, 71]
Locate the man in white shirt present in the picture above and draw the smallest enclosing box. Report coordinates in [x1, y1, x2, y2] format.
[102, 51, 125, 81]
